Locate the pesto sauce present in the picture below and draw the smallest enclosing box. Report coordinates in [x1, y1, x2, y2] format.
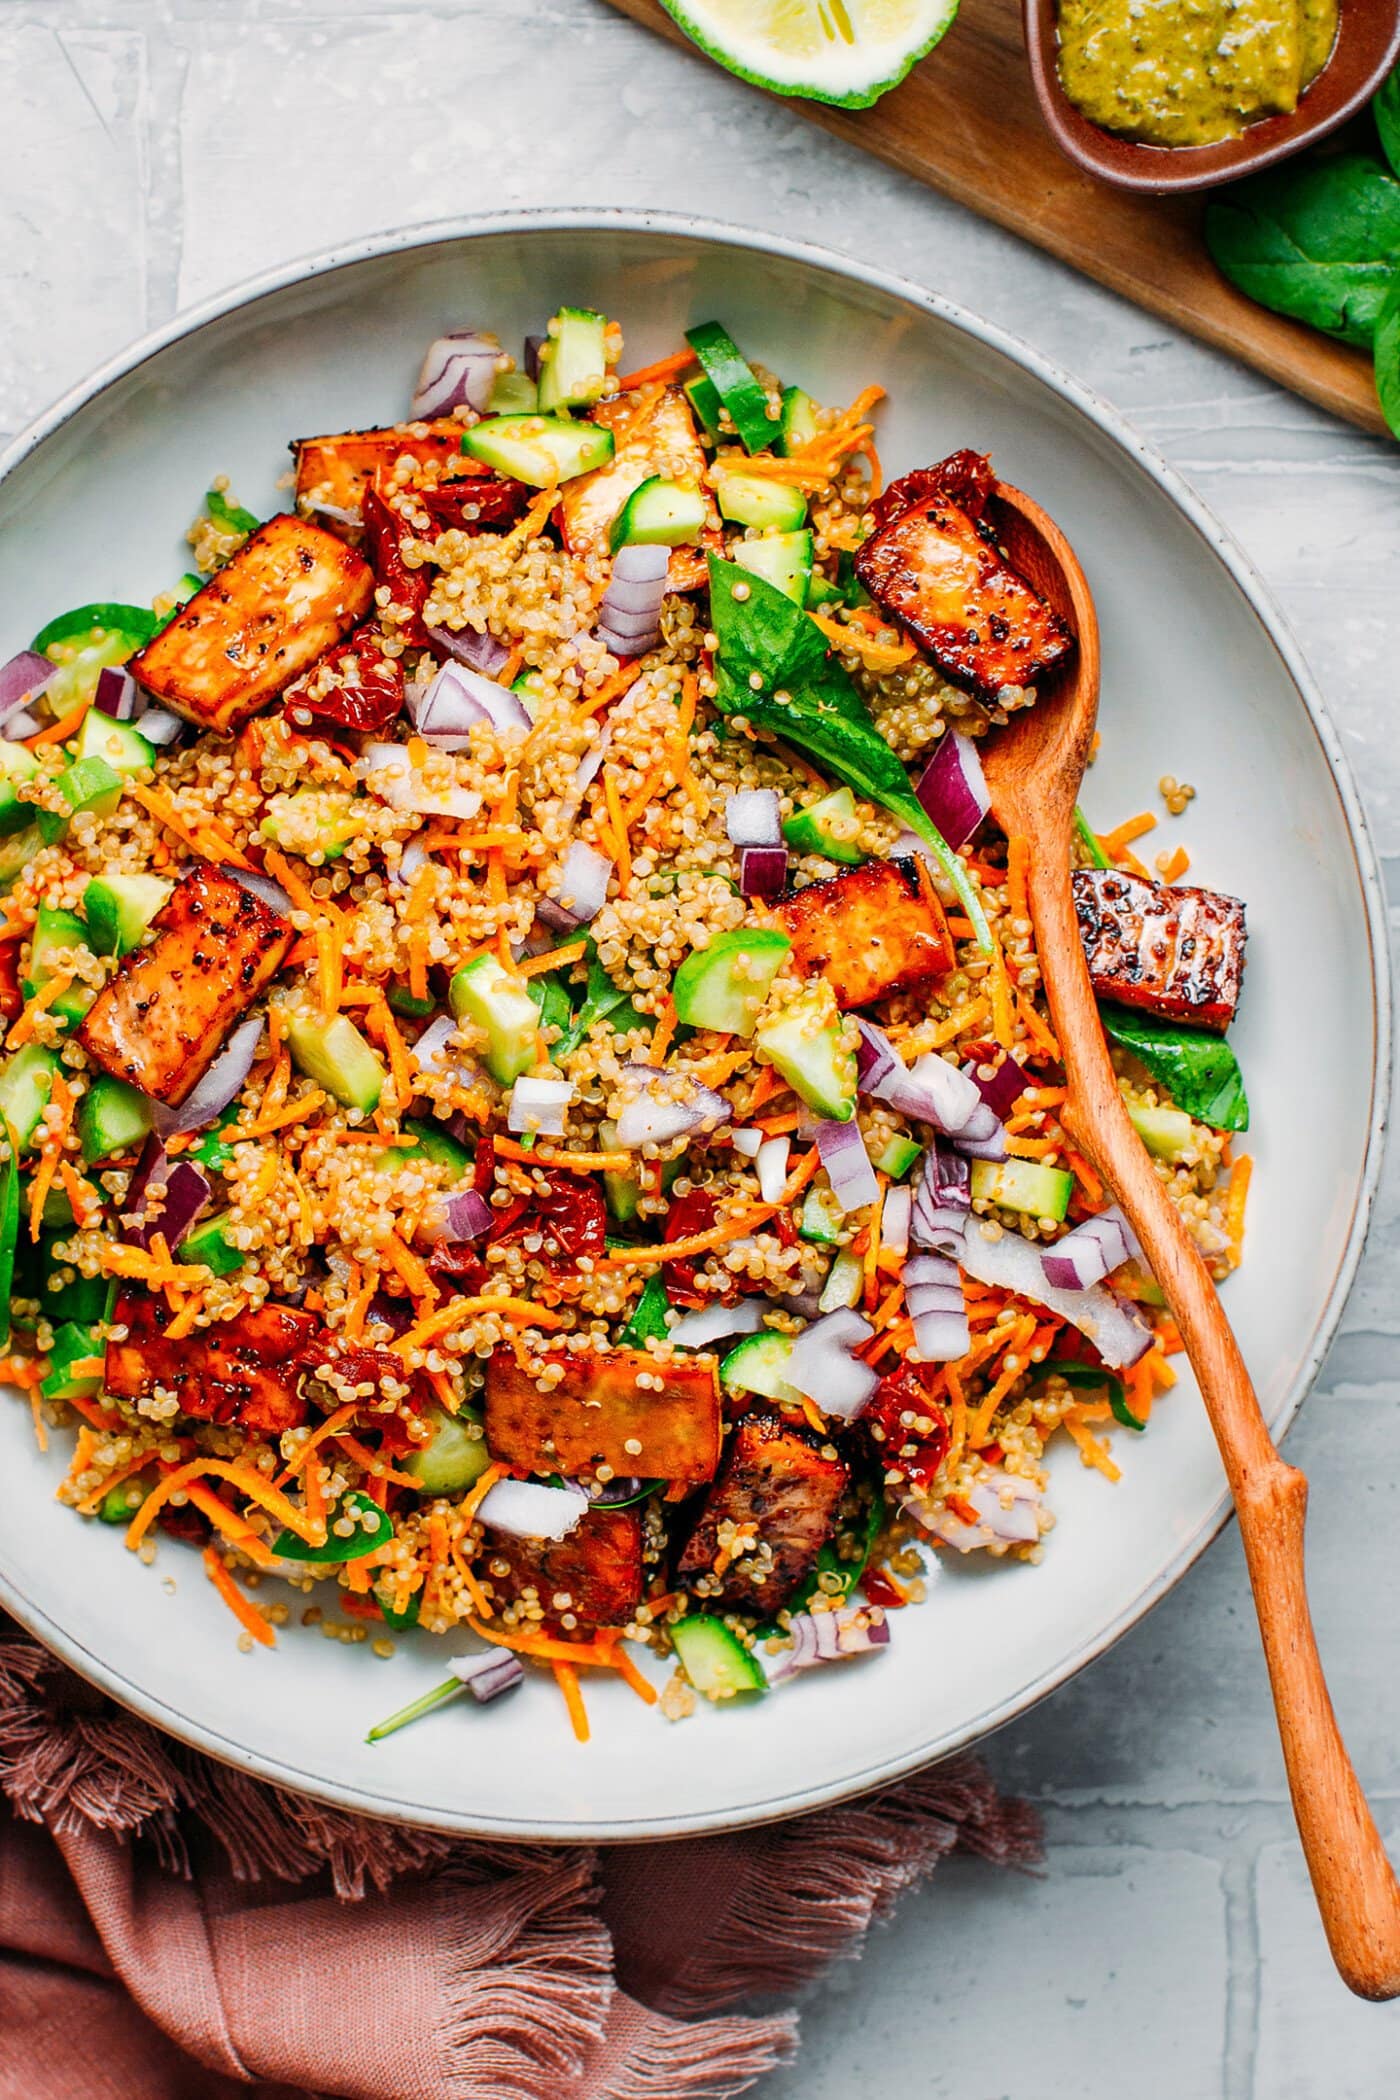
[1056, 0, 1339, 149]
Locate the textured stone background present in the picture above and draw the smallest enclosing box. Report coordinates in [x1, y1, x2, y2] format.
[4, 3, 1398, 2091]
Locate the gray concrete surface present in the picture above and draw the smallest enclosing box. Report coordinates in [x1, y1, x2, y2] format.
[4, 3, 1397, 2091]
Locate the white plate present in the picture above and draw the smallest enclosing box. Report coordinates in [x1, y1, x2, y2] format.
[0, 212, 1387, 1840]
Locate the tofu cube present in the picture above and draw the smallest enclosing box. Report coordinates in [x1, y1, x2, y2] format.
[484, 1344, 721, 1487]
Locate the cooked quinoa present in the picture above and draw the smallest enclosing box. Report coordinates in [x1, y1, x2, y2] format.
[0, 304, 1253, 1739]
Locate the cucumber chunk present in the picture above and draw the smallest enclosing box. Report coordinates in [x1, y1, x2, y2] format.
[32, 602, 158, 655]
[98, 1474, 154, 1524]
[732, 529, 813, 607]
[462, 414, 614, 488]
[720, 1328, 803, 1405]
[401, 1404, 493, 1495]
[714, 469, 807, 532]
[671, 1614, 767, 1699]
[39, 1242, 109, 1324]
[671, 927, 791, 1038]
[0, 825, 43, 890]
[782, 786, 865, 866]
[0, 739, 41, 838]
[490, 371, 538, 415]
[176, 1210, 244, 1276]
[777, 385, 821, 457]
[684, 373, 723, 438]
[82, 871, 172, 956]
[970, 1156, 1074, 1222]
[78, 1074, 154, 1164]
[537, 306, 609, 412]
[401, 1115, 473, 1173]
[874, 1133, 922, 1180]
[41, 1321, 105, 1402]
[282, 1006, 385, 1113]
[609, 475, 707, 553]
[75, 708, 155, 777]
[0, 1044, 60, 1150]
[259, 787, 362, 861]
[1127, 1102, 1195, 1161]
[449, 953, 539, 1085]
[799, 1185, 844, 1245]
[683, 322, 775, 454]
[818, 1247, 865, 1313]
[23, 905, 96, 1026]
[753, 981, 856, 1123]
[38, 756, 124, 844]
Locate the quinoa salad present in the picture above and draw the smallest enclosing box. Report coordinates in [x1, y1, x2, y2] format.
[0, 307, 1253, 1740]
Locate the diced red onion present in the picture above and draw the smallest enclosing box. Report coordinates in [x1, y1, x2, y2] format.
[572, 722, 611, 796]
[910, 1143, 970, 1256]
[412, 330, 500, 418]
[855, 1019, 900, 1094]
[787, 1308, 879, 1420]
[523, 334, 546, 383]
[881, 1184, 911, 1256]
[872, 1035, 991, 1143]
[888, 827, 959, 906]
[729, 1127, 763, 1159]
[535, 897, 583, 933]
[959, 1223, 1152, 1369]
[764, 1602, 891, 1683]
[964, 1049, 1029, 1120]
[615, 1063, 730, 1148]
[410, 661, 530, 745]
[362, 742, 482, 821]
[448, 1648, 525, 1703]
[478, 1477, 589, 1541]
[923, 1469, 1042, 1551]
[552, 840, 612, 925]
[740, 845, 787, 900]
[586, 1475, 650, 1507]
[416, 1185, 494, 1244]
[151, 1014, 265, 1136]
[411, 1015, 460, 1078]
[1041, 1204, 1141, 1292]
[3, 707, 41, 738]
[755, 1134, 790, 1204]
[668, 1299, 767, 1350]
[424, 619, 511, 679]
[914, 730, 989, 851]
[94, 666, 138, 720]
[0, 649, 54, 727]
[725, 789, 782, 847]
[597, 544, 667, 658]
[391, 838, 431, 889]
[136, 708, 185, 746]
[306, 498, 363, 530]
[902, 1249, 970, 1361]
[507, 1075, 574, 1137]
[815, 1119, 880, 1213]
[223, 864, 293, 916]
[121, 1138, 212, 1250]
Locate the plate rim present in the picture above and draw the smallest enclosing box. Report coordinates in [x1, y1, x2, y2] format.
[0, 205, 1390, 1840]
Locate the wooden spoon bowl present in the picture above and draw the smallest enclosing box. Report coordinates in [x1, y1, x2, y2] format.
[981, 479, 1400, 2000]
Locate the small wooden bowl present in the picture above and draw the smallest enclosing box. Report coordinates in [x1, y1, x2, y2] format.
[1022, 0, 1400, 194]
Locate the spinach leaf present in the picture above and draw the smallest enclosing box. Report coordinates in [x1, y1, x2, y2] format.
[1204, 156, 1400, 348]
[1074, 806, 1111, 870]
[706, 556, 992, 948]
[1099, 1002, 1250, 1133]
[552, 955, 653, 1061]
[1038, 1360, 1144, 1433]
[274, 1490, 393, 1564]
[0, 1124, 18, 1353]
[1375, 279, 1400, 441]
[206, 487, 261, 535]
[526, 970, 574, 1048]
[1376, 64, 1400, 184]
[619, 1271, 671, 1347]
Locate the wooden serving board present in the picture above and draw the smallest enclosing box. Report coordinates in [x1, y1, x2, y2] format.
[601, 0, 1387, 436]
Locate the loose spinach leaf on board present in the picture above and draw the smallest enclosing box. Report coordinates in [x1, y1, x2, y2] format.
[1374, 279, 1400, 441]
[706, 556, 992, 948]
[1203, 155, 1400, 348]
[1376, 65, 1400, 185]
[1099, 1002, 1250, 1133]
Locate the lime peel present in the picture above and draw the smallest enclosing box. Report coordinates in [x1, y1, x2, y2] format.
[658, 0, 959, 109]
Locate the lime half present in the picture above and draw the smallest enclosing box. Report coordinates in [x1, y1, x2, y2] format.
[658, 0, 959, 108]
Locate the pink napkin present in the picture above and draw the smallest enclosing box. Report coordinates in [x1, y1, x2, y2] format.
[0, 1622, 1038, 2099]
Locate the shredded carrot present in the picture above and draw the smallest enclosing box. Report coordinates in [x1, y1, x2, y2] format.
[1225, 1154, 1252, 1260]
[25, 697, 91, 748]
[647, 996, 677, 1068]
[1063, 1409, 1121, 1482]
[577, 662, 643, 722]
[273, 1402, 359, 1487]
[124, 1457, 326, 1554]
[490, 1138, 631, 1173]
[602, 770, 632, 892]
[1156, 1318, 1185, 1356]
[161, 1290, 208, 1341]
[0, 1354, 44, 1390]
[1016, 994, 1061, 1060]
[1158, 844, 1190, 883]
[239, 1087, 327, 1139]
[301, 1453, 327, 1538]
[1101, 810, 1157, 858]
[1126, 1358, 1155, 1426]
[616, 346, 696, 389]
[1065, 1149, 1104, 1206]
[551, 1661, 590, 1742]
[601, 1146, 823, 1266]
[746, 1065, 779, 1116]
[609, 1642, 659, 1706]
[127, 782, 251, 869]
[343, 1267, 378, 1344]
[393, 1296, 566, 1357]
[809, 610, 914, 671]
[74, 1451, 150, 1517]
[203, 1547, 276, 1647]
[517, 939, 586, 978]
[466, 1615, 618, 1669]
[449, 1539, 493, 1619]
[6, 970, 76, 1049]
[989, 942, 1016, 1054]
[261, 848, 318, 915]
[928, 997, 990, 1049]
[1006, 834, 1030, 922]
[966, 1316, 1038, 1447]
[864, 1181, 885, 1309]
[185, 1481, 274, 1562]
[27, 1149, 60, 1244]
[457, 1461, 505, 1529]
[379, 1230, 438, 1308]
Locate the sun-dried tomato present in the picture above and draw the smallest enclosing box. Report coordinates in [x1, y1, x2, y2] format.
[860, 1567, 908, 1611]
[284, 625, 403, 737]
[362, 487, 431, 644]
[0, 943, 20, 1024]
[867, 450, 994, 535]
[418, 476, 531, 535]
[425, 1171, 604, 1287]
[863, 1364, 951, 1491]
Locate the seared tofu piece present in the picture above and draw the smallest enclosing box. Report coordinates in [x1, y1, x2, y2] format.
[561, 383, 713, 574]
[854, 464, 1073, 699]
[291, 420, 468, 524]
[771, 858, 953, 1010]
[484, 1345, 721, 1487]
[105, 1289, 317, 1435]
[130, 513, 374, 734]
[677, 1407, 849, 1617]
[1073, 867, 1247, 1034]
[487, 1507, 644, 1635]
[78, 863, 290, 1105]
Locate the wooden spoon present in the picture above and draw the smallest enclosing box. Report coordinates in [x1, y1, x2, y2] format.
[980, 479, 1400, 2001]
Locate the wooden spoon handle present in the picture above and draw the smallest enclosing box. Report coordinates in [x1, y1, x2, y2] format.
[1024, 835, 1400, 2001]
